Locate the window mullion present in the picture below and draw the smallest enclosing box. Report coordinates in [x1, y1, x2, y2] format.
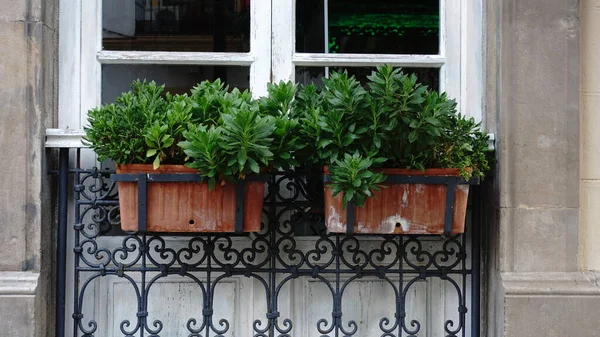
[249, 0, 272, 97]
[81, 0, 102, 126]
[58, 0, 82, 130]
[272, 0, 295, 83]
[442, 0, 461, 111]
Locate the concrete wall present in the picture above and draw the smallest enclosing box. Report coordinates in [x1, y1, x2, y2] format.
[0, 0, 57, 335]
[580, 0, 600, 272]
[486, 0, 600, 336]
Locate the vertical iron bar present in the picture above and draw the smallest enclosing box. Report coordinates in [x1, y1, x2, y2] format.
[345, 202, 355, 235]
[141, 233, 147, 337]
[268, 174, 277, 337]
[235, 180, 245, 233]
[443, 178, 457, 236]
[206, 235, 212, 337]
[471, 186, 481, 337]
[56, 148, 69, 337]
[73, 163, 82, 337]
[335, 235, 340, 337]
[398, 236, 404, 337]
[462, 233, 467, 337]
[138, 173, 147, 232]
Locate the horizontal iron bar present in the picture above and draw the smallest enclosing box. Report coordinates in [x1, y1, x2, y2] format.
[76, 200, 119, 206]
[323, 174, 478, 185]
[111, 173, 270, 183]
[76, 266, 472, 275]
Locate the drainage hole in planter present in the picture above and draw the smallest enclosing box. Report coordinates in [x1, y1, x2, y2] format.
[395, 222, 401, 228]
[189, 220, 195, 225]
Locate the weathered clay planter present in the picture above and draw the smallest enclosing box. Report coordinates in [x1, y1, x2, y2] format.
[324, 168, 469, 235]
[116, 164, 264, 232]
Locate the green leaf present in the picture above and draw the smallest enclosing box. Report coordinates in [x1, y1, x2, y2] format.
[153, 156, 161, 170]
[146, 149, 157, 157]
[248, 157, 260, 173]
[238, 148, 247, 166]
[408, 131, 418, 143]
[208, 177, 216, 191]
[425, 117, 441, 126]
[318, 139, 333, 148]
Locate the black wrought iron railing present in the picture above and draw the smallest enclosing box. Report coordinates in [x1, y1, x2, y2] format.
[54, 148, 482, 337]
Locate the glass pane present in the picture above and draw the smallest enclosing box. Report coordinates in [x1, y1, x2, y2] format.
[295, 67, 440, 90]
[296, 0, 439, 54]
[102, 0, 250, 52]
[102, 65, 250, 103]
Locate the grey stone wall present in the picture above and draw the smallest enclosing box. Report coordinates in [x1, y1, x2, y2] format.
[486, 0, 600, 336]
[0, 0, 57, 336]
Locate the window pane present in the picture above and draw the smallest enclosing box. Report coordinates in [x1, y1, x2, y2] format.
[102, 65, 250, 103]
[102, 0, 250, 52]
[295, 67, 440, 90]
[296, 0, 439, 54]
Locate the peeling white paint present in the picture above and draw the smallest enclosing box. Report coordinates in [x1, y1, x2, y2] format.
[381, 215, 409, 233]
[326, 206, 346, 233]
[401, 189, 408, 207]
[415, 184, 425, 194]
[356, 222, 367, 233]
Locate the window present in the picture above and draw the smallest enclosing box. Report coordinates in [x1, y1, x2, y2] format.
[58, 0, 482, 133]
[55, 3, 484, 336]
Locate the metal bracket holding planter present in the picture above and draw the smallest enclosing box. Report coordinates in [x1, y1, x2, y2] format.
[323, 174, 480, 236]
[50, 148, 483, 337]
[111, 172, 270, 233]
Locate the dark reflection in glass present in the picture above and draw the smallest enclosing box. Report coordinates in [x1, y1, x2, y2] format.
[295, 67, 440, 90]
[102, 0, 250, 52]
[102, 65, 250, 103]
[296, 0, 439, 54]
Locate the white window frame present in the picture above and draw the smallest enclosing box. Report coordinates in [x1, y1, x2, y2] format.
[50, 0, 483, 147]
[273, 0, 483, 122]
[57, 0, 272, 135]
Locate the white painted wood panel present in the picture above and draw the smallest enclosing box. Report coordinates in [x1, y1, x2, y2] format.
[98, 51, 255, 66]
[271, 0, 295, 83]
[293, 53, 446, 68]
[58, 0, 82, 130]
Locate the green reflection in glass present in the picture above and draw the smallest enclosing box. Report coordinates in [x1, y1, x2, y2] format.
[327, 2, 439, 54]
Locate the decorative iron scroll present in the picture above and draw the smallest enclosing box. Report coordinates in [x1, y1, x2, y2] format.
[68, 167, 480, 337]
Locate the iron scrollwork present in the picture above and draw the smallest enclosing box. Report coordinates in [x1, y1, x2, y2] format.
[68, 167, 479, 337]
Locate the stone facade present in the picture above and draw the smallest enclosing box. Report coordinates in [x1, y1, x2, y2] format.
[485, 0, 600, 336]
[1, 0, 599, 336]
[0, 0, 57, 336]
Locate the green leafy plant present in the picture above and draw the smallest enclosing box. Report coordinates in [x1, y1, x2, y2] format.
[328, 153, 386, 208]
[83, 80, 172, 165]
[179, 86, 281, 189]
[145, 94, 194, 169]
[258, 81, 305, 170]
[297, 65, 491, 207]
[84, 79, 289, 185]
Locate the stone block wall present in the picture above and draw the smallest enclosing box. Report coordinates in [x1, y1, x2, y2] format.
[486, 0, 600, 336]
[0, 0, 57, 336]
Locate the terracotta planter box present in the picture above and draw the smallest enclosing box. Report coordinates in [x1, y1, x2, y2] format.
[115, 164, 264, 232]
[324, 168, 469, 235]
